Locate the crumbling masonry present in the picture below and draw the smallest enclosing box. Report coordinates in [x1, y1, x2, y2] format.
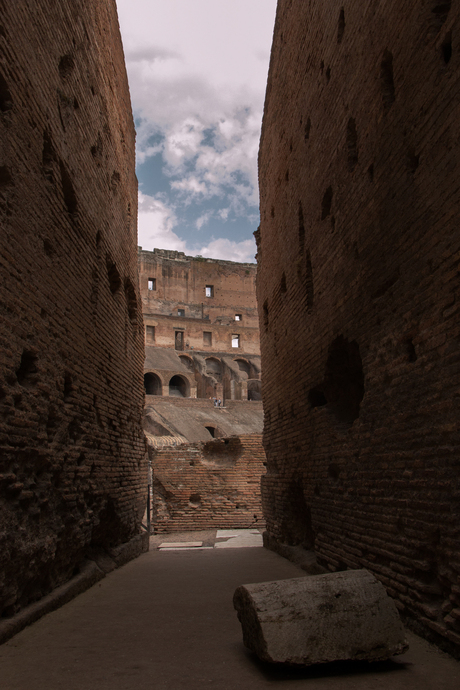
[0, 0, 146, 620]
[257, 0, 460, 656]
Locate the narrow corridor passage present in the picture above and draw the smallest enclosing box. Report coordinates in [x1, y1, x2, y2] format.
[1, 536, 459, 690]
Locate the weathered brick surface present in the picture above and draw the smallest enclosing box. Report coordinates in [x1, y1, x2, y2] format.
[152, 434, 266, 532]
[0, 0, 146, 616]
[257, 0, 460, 654]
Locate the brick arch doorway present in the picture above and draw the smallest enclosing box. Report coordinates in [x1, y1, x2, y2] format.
[144, 372, 162, 395]
[169, 375, 189, 397]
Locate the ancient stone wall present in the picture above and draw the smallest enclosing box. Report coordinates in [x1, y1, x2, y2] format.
[139, 248, 260, 354]
[0, 0, 146, 618]
[258, 0, 460, 655]
[152, 434, 266, 532]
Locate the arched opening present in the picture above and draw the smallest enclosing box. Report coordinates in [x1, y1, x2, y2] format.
[144, 372, 162, 395]
[179, 354, 194, 371]
[206, 357, 222, 380]
[247, 379, 262, 401]
[205, 426, 216, 438]
[169, 375, 189, 397]
[234, 358, 250, 379]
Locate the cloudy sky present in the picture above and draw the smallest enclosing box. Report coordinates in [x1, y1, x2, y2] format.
[115, 0, 277, 263]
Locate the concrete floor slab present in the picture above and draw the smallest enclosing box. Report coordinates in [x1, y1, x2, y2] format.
[0, 546, 459, 690]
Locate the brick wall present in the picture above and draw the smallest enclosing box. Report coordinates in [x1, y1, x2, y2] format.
[152, 435, 266, 532]
[257, 0, 460, 655]
[0, 0, 146, 617]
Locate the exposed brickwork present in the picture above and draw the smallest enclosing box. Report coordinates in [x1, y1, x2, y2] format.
[258, 0, 460, 655]
[0, 0, 146, 617]
[152, 434, 266, 532]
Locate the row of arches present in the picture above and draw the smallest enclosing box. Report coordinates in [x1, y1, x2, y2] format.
[144, 372, 190, 397]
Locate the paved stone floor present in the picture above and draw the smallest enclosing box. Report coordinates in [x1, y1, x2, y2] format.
[0, 532, 459, 689]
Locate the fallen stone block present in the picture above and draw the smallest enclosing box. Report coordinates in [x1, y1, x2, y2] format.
[233, 569, 408, 665]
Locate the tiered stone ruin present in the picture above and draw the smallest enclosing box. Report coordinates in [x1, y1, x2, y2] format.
[139, 248, 265, 531]
[0, 0, 146, 621]
[257, 0, 460, 656]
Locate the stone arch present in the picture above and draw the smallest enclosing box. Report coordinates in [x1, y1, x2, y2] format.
[179, 354, 194, 371]
[247, 379, 262, 401]
[205, 356, 222, 380]
[234, 358, 251, 380]
[169, 374, 189, 398]
[144, 372, 162, 395]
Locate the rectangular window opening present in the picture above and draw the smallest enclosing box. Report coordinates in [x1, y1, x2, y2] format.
[148, 278, 156, 291]
[203, 331, 212, 347]
[232, 334, 240, 348]
[235, 314, 242, 321]
[178, 308, 185, 317]
[205, 285, 214, 297]
[175, 331, 184, 351]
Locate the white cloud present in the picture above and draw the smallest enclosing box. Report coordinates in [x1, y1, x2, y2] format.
[137, 192, 256, 263]
[137, 192, 186, 253]
[195, 211, 213, 230]
[198, 238, 257, 264]
[117, 0, 276, 214]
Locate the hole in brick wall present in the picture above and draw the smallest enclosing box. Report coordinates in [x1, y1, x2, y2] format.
[323, 335, 365, 425]
[432, 2, 451, 30]
[304, 117, 311, 141]
[43, 238, 55, 257]
[63, 372, 73, 398]
[73, 98, 79, 110]
[331, 215, 335, 232]
[106, 256, 121, 295]
[408, 147, 420, 173]
[368, 163, 374, 182]
[42, 130, 56, 181]
[328, 463, 340, 480]
[205, 426, 215, 438]
[380, 50, 396, 114]
[124, 278, 138, 326]
[91, 133, 104, 165]
[0, 165, 12, 187]
[263, 300, 269, 330]
[406, 338, 417, 362]
[189, 493, 201, 506]
[441, 31, 452, 63]
[299, 201, 305, 252]
[308, 387, 327, 407]
[337, 7, 345, 44]
[96, 230, 102, 247]
[320, 60, 324, 73]
[280, 272, 287, 294]
[59, 160, 78, 215]
[16, 350, 38, 387]
[0, 72, 13, 112]
[321, 186, 333, 220]
[326, 66, 331, 82]
[346, 117, 358, 171]
[77, 453, 85, 466]
[306, 249, 314, 309]
[0, 25, 6, 38]
[58, 54, 75, 80]
[270, 206, 275, 218]
[202, 437, 242, 463]
[111, 171, 121, 194]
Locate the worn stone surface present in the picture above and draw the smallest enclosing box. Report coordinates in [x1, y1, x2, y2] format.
[0, 0, 145, 619]
[233, 569, 408, 665]
[257, 0, 460, 655]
